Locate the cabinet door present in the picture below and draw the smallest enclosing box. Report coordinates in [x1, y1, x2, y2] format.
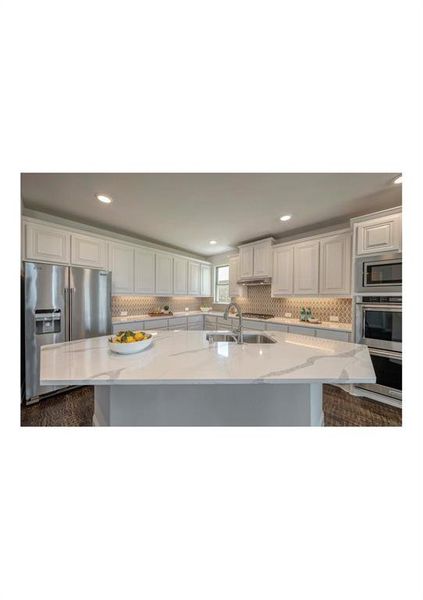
[356, 213, 401, 255]
[108, 243, 134, 293]
[134, 248, 155, 294]
[143, 319, 169, 330]
[173, 257, 188, 295]
[169, 317, 188, 329]
[228, 256, 246, 298]
[155, 253, 173, 295]
[188, 261, 201, 295]
[266, 322, 289, 332]
[319, 233, 351, 295]
[253, 241, 272, 277]
[112, 321, 144, 334]
[271, 246, 294, 296]
[71, 233, 108, 269]
[293, 241, 319, 295]
[200, 264, 212, 297]
[245, 319, 266, 331]
[315, 329, 350, 341]
[205, 316, 217, 330]
[289, 325, 316, 336]
[239, 246, 254, 278]
[187, 315, 204, 330]
[25, 222, 70, 264]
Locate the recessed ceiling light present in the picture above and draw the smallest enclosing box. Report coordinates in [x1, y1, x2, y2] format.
[209, 240, 217, 245]
[96, 194, 113, 204]
[393, 176, 402, 185]
[280, 215, 292, 222]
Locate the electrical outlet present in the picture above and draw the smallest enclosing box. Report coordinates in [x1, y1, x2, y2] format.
[284, 312, 292, 318]
[329, 315, 339, 322]
[120, 311, 128, 316]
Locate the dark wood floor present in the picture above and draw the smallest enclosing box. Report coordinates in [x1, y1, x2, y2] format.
[21, 384, 402, 427]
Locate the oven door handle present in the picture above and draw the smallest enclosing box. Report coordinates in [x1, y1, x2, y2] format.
[359, 305, 402, 310]
[368, 348, 402, 360]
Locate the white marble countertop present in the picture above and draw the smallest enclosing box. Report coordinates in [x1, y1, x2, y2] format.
[40, 329, 373, 386]
[112, 310, 352, 332]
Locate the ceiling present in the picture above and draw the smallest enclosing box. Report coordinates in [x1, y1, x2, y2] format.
[21, 173, 402, 256]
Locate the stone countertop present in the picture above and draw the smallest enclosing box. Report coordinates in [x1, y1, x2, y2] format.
[40, 329, 373, 386]
[112, 311, 353, 333]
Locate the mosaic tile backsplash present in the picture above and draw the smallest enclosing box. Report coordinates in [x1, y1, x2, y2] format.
[114, 288, 352, 323]
[112, 296, 212, 316]
[215, 286, 352, 323]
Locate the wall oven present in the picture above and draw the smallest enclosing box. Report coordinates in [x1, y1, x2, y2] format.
[355, 252, 402, 294]
[355, 296, 402, 403]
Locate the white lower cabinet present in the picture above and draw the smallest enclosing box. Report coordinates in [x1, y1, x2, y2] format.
[265, 322, 289, 332]
[288, 325, 316, 336]
[143, 319, 169, 330]
[109, 243, 134, 293]
[315, 329, 350, 341]
[25, 222, 71, 264]
[245, 320, 266, 331]
[134, 248, 155, 294]
[205, 316, 217, 330]
[169, 317, 188, 330]
[187, 315, 204, 330]
[155, 253, 173, 295]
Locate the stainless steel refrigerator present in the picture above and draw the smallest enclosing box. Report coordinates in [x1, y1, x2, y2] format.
[23, 262, 112, 404]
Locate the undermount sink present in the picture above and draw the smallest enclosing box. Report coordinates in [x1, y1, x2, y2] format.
[206, 332, 238, 343]
[206, 332, 277, 344]
[242, 333, 276, 344]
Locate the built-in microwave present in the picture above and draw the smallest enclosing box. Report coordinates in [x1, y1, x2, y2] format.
[355, 253, 402, 294]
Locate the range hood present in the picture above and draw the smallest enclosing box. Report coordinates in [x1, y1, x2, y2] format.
[237, 277, 272, 286]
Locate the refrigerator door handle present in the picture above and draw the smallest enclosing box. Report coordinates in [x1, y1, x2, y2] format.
[69, 287, 74, 340]
[64, 288, 70, 341]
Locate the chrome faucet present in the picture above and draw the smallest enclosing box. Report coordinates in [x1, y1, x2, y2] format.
[223, 302, 243, 343]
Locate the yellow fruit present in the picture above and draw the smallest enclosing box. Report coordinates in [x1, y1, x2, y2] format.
[126, 336, 135, 343]
[134, 332, 144, 341]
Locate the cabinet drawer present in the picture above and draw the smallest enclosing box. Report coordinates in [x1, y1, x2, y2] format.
[112, 321, 144, 333]
[187, 315, 203, 324]
[288, 325, 316, 336]
[169, 317, 187, 329]
[143, 319, 169, 330]
[245, 320, 266, 331]
[266, 322, 289, 332]
[315, 329, 350, 341]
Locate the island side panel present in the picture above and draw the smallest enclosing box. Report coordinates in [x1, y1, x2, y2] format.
[94, 383, 323, 427]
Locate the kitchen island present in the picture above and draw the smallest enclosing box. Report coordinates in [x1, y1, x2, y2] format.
[40, 329, 375, 426]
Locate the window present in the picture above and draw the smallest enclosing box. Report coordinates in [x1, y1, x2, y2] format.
[215, 265, 230, 304]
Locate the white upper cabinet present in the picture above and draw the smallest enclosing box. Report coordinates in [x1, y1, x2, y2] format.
[25, 222, 70, 264]
[173, 257, 188, 295]
[271, 245, 294, 296]
[239, 238, 273, 278]
[319, 232, 351, 295]
[229, 255, 246, 298]
[155, 253, 173, 295]
[355, 212, 401, 255]
[293, 240, 319, 295]
[200, 264, 212, 297]
[109, 243, 134, 293]
[71, 233, 108, 269]
[134, 248, 155, 294]
[239, 245, 254, 278]
[253, 240, 273, 276]
[188, 261, 201, 296]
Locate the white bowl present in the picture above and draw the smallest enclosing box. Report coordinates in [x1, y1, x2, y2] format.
[200, 307, 212, 312]
[108, 333, 153, 354]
